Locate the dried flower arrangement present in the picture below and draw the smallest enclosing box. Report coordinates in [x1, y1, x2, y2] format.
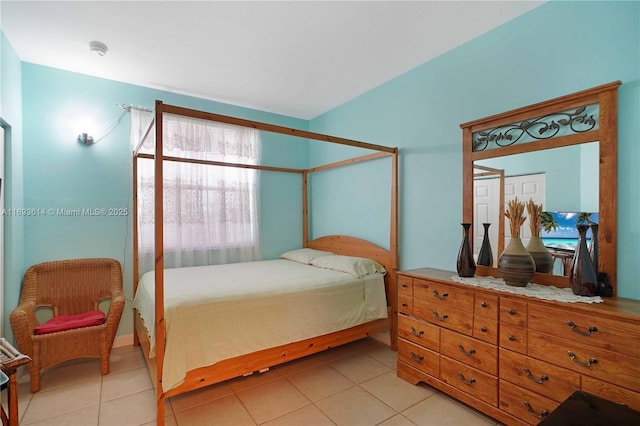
[505, 197, 526, 238]
[526, 199, 543, 237]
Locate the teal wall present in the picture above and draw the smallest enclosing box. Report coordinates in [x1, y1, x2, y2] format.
[2, 1, 639, 343]
[17, 64, 309, 338]
[0, 33, 25, 338]
[309, 1, 640, 299]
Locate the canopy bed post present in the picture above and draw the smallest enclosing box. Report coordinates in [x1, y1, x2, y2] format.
[153, 100, 166, 422]
[390, 150, 398, 350]
[303, 170, 309, 245]
[132, 153, 139, 347]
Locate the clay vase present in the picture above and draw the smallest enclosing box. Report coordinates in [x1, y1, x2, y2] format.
[526, 236, 554, 274]
[570, 224, 598, 296]
[498, 237, 535, 287]
[477, 223, 493, 267]
[456, 223, 476, 277]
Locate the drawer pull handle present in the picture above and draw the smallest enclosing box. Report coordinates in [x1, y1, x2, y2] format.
[402, 302, 408, 307]
[433, 290, 448, 300]
[411, 327, 424, 337]
[457, 372, 476, 386]
[523, 401, 549, 419]
[567, 351, 598, 367]
[508, 308, 516, 315]
[458, 344, 476, 356]
[481, 302, 488, 308]
[480, 326, 487, 333]
[508, 335, 516, 341]
[432, 311, 448, 321]
[401, 283, 409, 288]
[410, 352, 424, 362]
[523, 368, 549, 384]
[567, 321, 598, 336]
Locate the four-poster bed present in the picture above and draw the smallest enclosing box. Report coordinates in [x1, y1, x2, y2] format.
[132, 101, 398, 424]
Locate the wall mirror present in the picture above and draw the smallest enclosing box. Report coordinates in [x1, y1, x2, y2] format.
[461, 81, 620, 294]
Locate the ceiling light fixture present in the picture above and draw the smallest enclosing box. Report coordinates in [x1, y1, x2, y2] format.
[89, 41, 108, 56]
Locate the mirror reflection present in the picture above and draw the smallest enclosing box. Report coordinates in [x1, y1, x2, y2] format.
[473, 142, 599, 276]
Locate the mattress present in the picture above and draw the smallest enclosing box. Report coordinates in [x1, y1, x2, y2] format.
[133, 259, 387, 391]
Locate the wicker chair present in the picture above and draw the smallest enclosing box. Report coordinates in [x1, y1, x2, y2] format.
[9, 258, 125, 392]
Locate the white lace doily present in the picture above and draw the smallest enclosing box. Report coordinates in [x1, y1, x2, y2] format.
[450, 275, 603, 304]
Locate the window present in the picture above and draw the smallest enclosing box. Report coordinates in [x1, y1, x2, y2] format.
[134, 112, 261, 270]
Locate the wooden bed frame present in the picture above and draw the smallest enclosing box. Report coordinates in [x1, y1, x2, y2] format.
[132, 101, 399, 424]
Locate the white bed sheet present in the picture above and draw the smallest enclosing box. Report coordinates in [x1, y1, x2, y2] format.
[133, 259, 387, 392]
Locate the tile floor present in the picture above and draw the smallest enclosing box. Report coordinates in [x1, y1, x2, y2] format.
[3, 337, 501, 425]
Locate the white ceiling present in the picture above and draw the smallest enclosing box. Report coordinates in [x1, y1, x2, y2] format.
[1, 0, 544, 119]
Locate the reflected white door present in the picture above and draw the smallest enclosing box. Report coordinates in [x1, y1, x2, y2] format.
[474, 173, 545, 260]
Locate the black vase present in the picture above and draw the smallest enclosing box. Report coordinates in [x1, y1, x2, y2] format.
[589, 223, 599, 276]
[457, 223, 476, 277]
[477, 223, 493, 267]
[570, 224, 598, 296]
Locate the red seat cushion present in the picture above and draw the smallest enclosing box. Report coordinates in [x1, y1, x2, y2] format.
[34, 310, 106, 335]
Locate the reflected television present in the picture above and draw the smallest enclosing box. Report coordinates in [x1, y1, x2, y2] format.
[541, 211, 598, 251]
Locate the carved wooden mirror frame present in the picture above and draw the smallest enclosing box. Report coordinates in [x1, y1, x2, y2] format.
[461, 81, 620, 294]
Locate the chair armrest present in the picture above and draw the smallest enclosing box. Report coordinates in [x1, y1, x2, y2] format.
[104, 291, 126, 346]
[9, 302, 38, 356]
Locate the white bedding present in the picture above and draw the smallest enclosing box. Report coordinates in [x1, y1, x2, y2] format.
[133, 259, 387, 392]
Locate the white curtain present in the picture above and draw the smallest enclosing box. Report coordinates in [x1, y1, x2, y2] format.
[131, 110, 261, 275]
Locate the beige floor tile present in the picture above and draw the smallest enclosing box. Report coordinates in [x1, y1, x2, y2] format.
[228, 368, 285, 393]
[174, 394, 256, 426]
[329, 353, 391, 383]
[236, 378, 311, 424]
[170, 381, 234, 413]
[108, 346, 146, 374]
[141, 414, 178, 426]
[402, 393, 495, 426]
[276, 353, 331, 377]
[287, 365, 354, 401]
[377, 414, 418, 426]
[360, 371, 434, 412]
[21, 404, 99, 426]
[101, 366, 154, 402]
[316, 386, 396, 426]
[262, 403, 336, 426]
[365, 345, 398, 369]
[99, 389, 160, 426]
[20, 377, 101, 424]
[38, 359, 102, 392]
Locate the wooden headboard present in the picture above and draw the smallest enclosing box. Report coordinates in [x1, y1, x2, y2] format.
[306, 234, 397, 314]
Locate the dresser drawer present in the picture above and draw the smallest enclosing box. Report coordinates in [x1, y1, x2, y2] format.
[500, 379, 559, 425]
[473, 317, 498, 345]
[414, 298, 473, 336]
[528, 303, 640, 358]
[500, 323, 527, 354]
[499, 348, 579, 403]
[581, 375, 640, 412]
[500, 297, 527, 327]
[440, 328, 497, 375]
[528, 331, 640, 392]
[440, 356, 498, 406]
[398, 339, 439, 377]
[474, 293, 499, 321]
[413, 279, 474, 313]
[398, 276, 413, 297]
[398, 294, 413, 316]
[398, 314, 439, 351]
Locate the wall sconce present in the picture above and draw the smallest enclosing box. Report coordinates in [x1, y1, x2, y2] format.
[77, 133, 95, 145]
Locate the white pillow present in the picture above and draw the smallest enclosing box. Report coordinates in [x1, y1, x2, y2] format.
[310, 254, 386, 278]
[280, 248, 335, 265]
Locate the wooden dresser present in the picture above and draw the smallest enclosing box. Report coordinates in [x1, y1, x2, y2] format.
[396, 268, 640, 426]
